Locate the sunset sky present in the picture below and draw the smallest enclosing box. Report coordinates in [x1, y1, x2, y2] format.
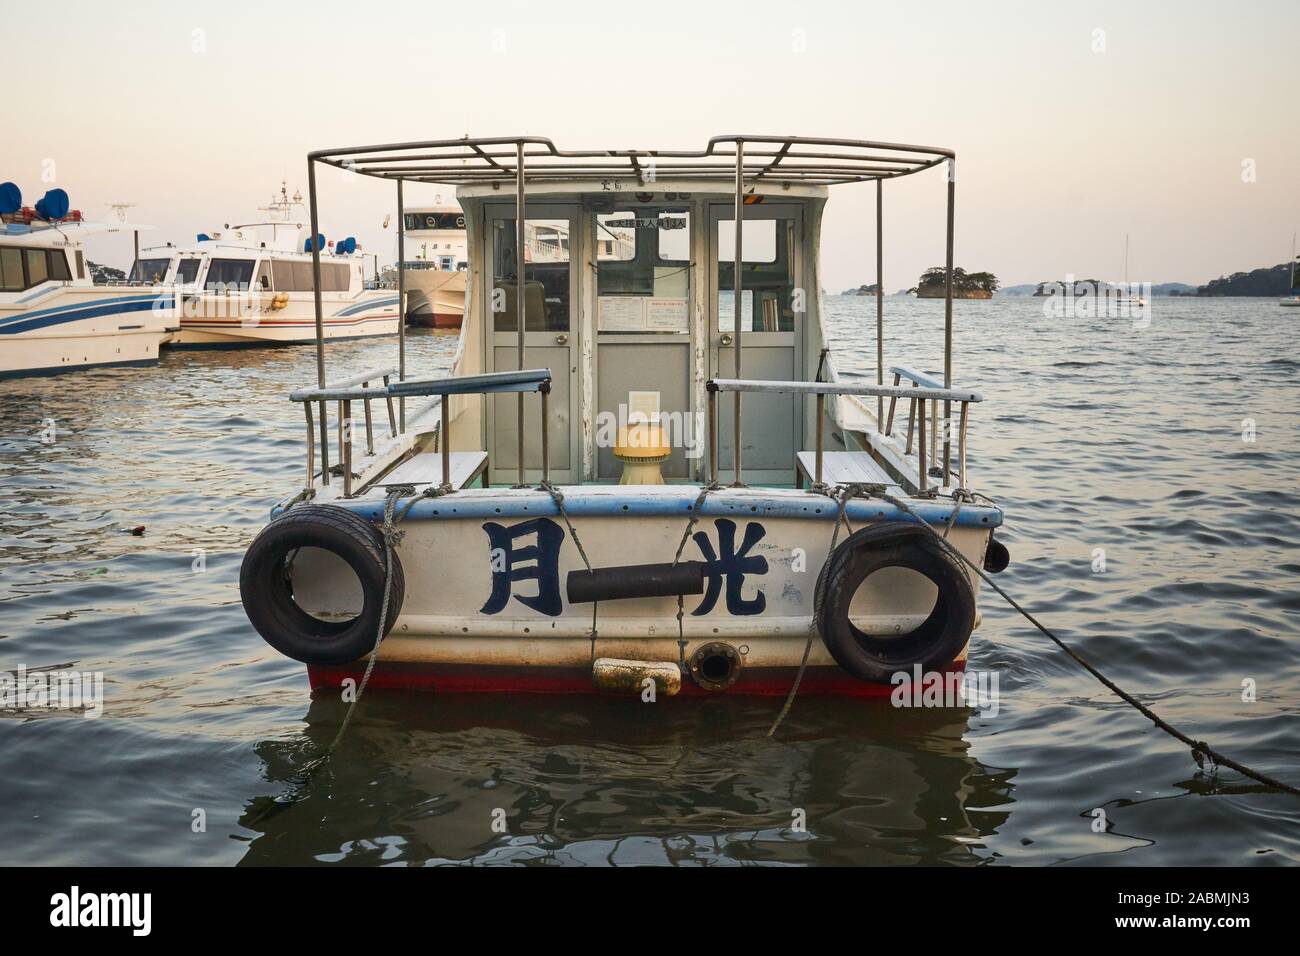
[3, 0, 1295, 290]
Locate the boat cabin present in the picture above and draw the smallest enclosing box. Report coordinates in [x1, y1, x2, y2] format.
[295, 135, 973, 495]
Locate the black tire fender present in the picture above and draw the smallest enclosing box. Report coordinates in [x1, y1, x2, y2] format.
[239, 504, 404, 665]
[815, 522, 975, 683]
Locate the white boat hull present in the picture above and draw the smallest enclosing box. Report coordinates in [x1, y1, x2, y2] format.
[285, 484, 997, 696]
[165, 289, 401, 346]
[0, 288, 170, 378]
[403, 267, 466, 328]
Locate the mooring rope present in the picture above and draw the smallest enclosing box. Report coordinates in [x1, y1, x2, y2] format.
[672, 482, 720, 667]
[538, 480, 600, 650]
[766, 482, 859, 737]
[324, 485, 414, 752]
[868, 488, 1300, 797]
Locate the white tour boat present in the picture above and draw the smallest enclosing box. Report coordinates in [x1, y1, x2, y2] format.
[401, 199, 468, 328]
[1, 183, 171, 379]
[239, 135, 1009, 699]
[138, 184, 400, 348]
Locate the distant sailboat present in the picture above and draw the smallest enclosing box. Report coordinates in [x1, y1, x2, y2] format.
[1116, 233, 1145, 308]
[1280, 233, 1299, 307]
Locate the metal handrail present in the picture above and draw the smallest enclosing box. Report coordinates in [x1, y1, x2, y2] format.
[294, 368, 553, 498]
[707, 376, 979, 494]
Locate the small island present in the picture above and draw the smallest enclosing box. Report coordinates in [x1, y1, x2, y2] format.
[908, 267, 998, 299]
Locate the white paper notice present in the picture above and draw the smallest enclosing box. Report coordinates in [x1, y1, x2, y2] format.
[717, 290, 753, 331]
[598, 296, 645, 331]
[645, 297, 689, 332]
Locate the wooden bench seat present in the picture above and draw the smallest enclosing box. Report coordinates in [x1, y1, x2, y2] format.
[374, 450, 489, 491]
[795, 450, 902, 492]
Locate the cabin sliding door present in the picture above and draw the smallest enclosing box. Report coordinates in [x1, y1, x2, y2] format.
[708, 203, 803, 485]
[592, 204, 693, 481]
[485, 203, 579, 484]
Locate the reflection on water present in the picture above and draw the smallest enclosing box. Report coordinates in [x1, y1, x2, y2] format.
[236, 696, 1007, 866]
[0, 305, 1298, 866]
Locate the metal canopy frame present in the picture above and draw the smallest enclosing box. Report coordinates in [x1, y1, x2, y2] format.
[302, 134, 957, 492]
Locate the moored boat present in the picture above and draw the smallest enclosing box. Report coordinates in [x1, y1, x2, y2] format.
[400, 200, 467, 328]
[0, 183, 171, 379]
[139, 184, 400, 348]
[239, 135, 1009, 699]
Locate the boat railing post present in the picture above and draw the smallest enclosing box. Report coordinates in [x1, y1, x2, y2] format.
[307, 157, 329, 486]
[917, 397, 928, 495]
[876, 178, 884, 432]
[884, 371, 901, 435]
[814, 391, 825, 485]
[440, 394, 452, 492]
[382, 373, 397, 437]
[397, 179, 407, 433]
[540, 380, 551, 484]
[303, 402, 315, 494]
[362, 377, 375, 457]
[942, 157, 955, 486]
[732, 138, 744, 487]
[707, 382, 719, 487]
[905, 384, 917, 454]
[958, 400, 970, 489]
[341, 399, 353, 498]
[516, 141, 527, 487]
[930, 396, 938, 470]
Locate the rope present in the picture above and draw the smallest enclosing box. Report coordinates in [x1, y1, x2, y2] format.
[325, 485, 411, 752]
[875, 490, 1300, 798]
[766, 482, 857, 737]
[672, 482, 720, 667]
[538, 480, 599, 647]
[245, 482, 426, 825]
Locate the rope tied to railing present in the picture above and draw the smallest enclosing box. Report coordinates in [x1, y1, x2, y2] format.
[537, 480, 599, 647]
[672, 482, 721, 666]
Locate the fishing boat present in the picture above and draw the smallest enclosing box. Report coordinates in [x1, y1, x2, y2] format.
[239, 135, 1008, 698]
[0, 183, 171, 379]
[138, 184, 400, 347]
[401, 199, 468, 328]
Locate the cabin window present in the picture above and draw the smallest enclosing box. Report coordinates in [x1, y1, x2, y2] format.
[176, 258, 201, 284]
[75, 250, 85, 279]
[0, 248, 23, 291]
[596, 212, 638, 262]
[717, 217, 797, 332]
[270, 258, 348, 291]
[322, 262, 348, 291]
[24, 249, 49, 286]
[404, 212, 465, 231]
[48, 249, 72, 281]
[131, 257, 170, 283]
[204, 258, 254, 290]
[595, 209, 690, 331]
[492, 218, 570, 332]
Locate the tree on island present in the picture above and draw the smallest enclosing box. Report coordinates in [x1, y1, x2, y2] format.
[908, 267, 999, 296]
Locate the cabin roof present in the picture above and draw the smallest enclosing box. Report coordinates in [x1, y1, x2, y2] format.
[308, 135, 953, 188]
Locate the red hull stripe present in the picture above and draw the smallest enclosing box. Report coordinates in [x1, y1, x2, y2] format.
[180, 314, 396, 328]
[306, 661, 966, 698]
